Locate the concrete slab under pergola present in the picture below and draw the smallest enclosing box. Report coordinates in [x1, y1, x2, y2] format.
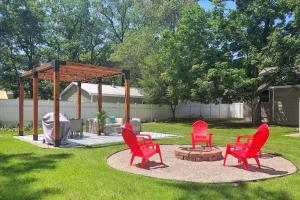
[18, 60, 131, 147]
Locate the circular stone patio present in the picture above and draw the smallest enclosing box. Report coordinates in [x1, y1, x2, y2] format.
[107, 145, 297, 183]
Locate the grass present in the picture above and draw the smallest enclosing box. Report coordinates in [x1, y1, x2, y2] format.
[0, 120, 299, 200]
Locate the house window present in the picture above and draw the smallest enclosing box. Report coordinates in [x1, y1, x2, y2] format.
[260, 90, 270, 102]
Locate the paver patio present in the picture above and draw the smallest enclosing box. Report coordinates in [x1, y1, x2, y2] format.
[107, 145, 297, 183]
[15, 132, 177, 148]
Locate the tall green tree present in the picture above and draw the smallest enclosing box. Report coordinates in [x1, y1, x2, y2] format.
[111, 1, 199, 119]
[42, 0, 113, 65]
[189, 0, 299, 124]
[154, 5, 209, 120]
[232, 0, 300, 123]
[110, 0, 198, 85]
[94, 0, 133, 43]
[131, 0, 197, 31]
[0, 0, 45, 98]
[43, 0, 91, 61]
[110, 28, 158, 86]
[191, 1, 248, 104]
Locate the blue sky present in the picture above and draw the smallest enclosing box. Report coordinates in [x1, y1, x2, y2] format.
[198, 0, 293, 24]
[198, 0, 236, 10]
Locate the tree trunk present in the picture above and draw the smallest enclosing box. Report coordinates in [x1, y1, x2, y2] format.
[252, 94, 262, 125]
[170, 104, 177, 121]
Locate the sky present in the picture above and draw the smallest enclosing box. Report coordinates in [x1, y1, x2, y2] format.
[198, 0, 293, 24]
[198, 0, 236, 10]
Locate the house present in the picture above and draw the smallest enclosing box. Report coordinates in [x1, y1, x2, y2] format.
[244, 84, 300, 126]
[0, 90, 13, 99]
[268, 85, 300, 126]
[60, 82, 144, 104]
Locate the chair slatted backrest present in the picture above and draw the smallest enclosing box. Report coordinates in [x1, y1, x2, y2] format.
[121, 128, 142, 156]
[124, 122, 134, 133]
[247, 124, 270, 157]
[192, 120, 208, 137]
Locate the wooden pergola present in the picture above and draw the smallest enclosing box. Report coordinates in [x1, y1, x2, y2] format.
[18, 60, 130, 147]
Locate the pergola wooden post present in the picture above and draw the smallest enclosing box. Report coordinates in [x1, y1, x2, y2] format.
[77, 81, 81, 119]
[97, 78, 102, 112]
[18, 77, 24, 136]
[124, 70, 130, 123]
[53, 60, 60, 147]
[20, 61, 127, 147]
[32, 69, 38, 140]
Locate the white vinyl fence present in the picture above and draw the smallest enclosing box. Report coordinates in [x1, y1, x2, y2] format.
[0, 99, 243, 125]
[176, 102, 243, 119]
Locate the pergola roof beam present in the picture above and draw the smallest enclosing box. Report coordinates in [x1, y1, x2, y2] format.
[21, 61, 123, 82]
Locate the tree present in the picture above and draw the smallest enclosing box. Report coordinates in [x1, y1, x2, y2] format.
[190, 2, 249, 104]
[0, 0, 45, 98]
[231, 0, 300, 124]
[111, 1, 199, 119]
[94, 0, 133, 43]
[43, 0, 92, 61]
[110, 28, 158, 86]
[189, 0, 299, 124]
[43, 0, 116, 67]
[140, 4, 209, 120]
[131, 0, 197, 31]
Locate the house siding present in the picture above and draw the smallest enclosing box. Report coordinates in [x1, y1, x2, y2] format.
[61, 85, 144, 104]
[61, 85, 91, 102]
[243, 102, 272, 123]
[243, 86, 300, 126]
[273, 87, 300, 126]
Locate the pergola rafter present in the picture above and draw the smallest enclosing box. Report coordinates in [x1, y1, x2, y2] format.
[18, 60, 131, 147]
[21, 61, 123, 81]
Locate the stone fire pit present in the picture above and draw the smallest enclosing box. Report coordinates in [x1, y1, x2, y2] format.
[175, 146, 223, 161]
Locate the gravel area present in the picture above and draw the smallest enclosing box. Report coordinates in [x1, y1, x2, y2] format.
[107, 145, 297, 183]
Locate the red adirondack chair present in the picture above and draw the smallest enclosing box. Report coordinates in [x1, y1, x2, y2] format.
[235, 135, 262, 157]
[121, 128, 163, 168]
[223, 124, 269, 170]
[124, 122, 153, 145]
[191, 120, 213, 148]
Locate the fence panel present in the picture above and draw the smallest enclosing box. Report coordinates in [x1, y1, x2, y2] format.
[0, 99, 243, 125]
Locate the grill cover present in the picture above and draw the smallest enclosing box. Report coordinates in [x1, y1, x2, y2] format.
[42, 112, 70, 145]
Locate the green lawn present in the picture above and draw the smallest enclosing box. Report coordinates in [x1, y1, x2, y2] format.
[0, 121, 299, 200]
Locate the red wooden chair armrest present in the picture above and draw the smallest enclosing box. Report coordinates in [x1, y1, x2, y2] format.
[137, 135, 153, 144]
[226, 143, 235, 148]
[226, 144, 248, 151]
[226, 142, 247, 149]
[141, 143, 159, 149]
[236, 135, 252, 143]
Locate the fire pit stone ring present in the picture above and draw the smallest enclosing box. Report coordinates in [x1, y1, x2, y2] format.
[175, 146, 223, 162]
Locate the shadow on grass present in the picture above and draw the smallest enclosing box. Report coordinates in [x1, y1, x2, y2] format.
[161, 181, 292, 200]
[228, 164, 289, 176]
[0, 152, 72, 200]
